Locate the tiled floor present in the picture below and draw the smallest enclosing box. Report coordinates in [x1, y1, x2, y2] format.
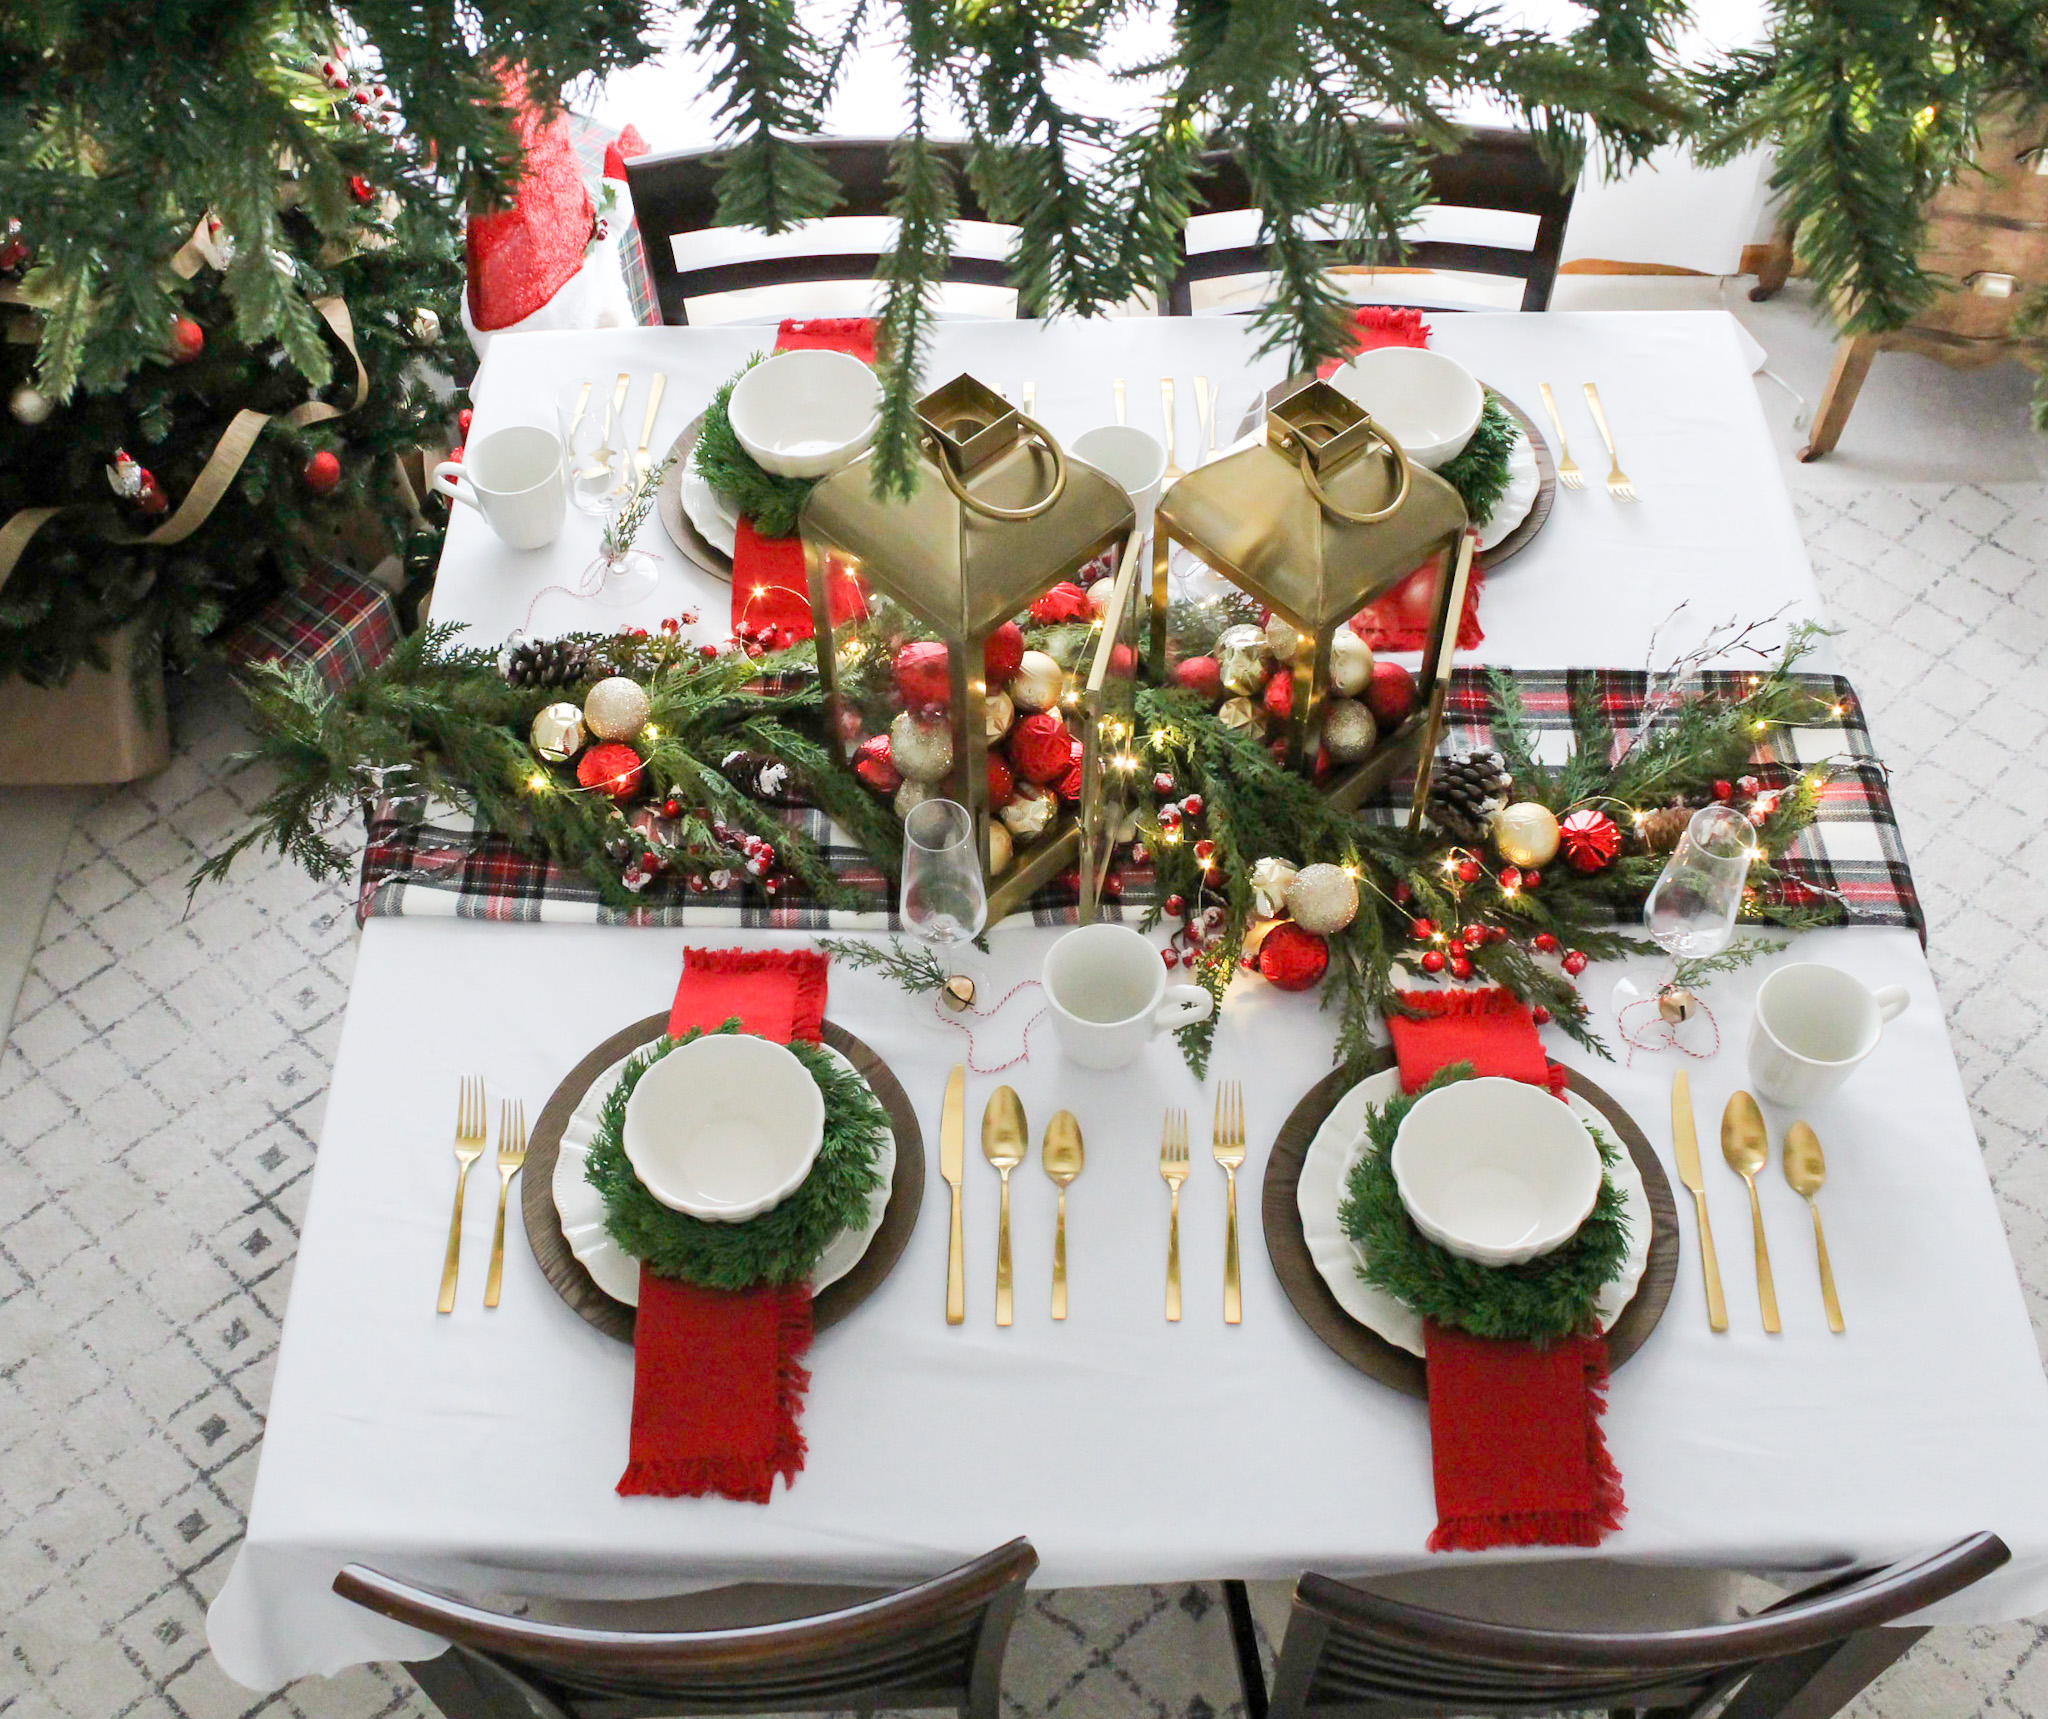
[3, 290, 2047, 1718]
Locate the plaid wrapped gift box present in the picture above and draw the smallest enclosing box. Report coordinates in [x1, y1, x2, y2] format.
[358, 669, 1921, 939]
[219, 563, 400, 698]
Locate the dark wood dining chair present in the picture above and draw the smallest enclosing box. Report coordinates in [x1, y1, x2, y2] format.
[332, 1536, 1038, 1719]
[1222, 1531, 2008, 1719]
[1167, 128, 1575, 317]
[623, 138, 1018, 327]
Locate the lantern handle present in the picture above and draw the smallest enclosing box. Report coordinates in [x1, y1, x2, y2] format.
[1294, 423, 1410, 525]
[925, 411, 1068, 522]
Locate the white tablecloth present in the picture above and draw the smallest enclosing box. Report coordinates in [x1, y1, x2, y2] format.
[208, 315, 2048, 1691]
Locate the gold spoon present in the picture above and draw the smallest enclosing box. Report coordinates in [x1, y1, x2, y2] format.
[1042, 1111, 1084, 1320]
[982, 1086, 1028, 1327]
[1720, 1092, 1781, 1334]
[1783, 1122, 1845, 1333]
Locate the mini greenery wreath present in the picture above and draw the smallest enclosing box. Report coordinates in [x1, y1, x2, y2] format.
[584, 1024, 889, 1290]
[693, 355, 823, 538]
[1438, 392, 1519, 528]
[1336, 1066, 1632, 1344]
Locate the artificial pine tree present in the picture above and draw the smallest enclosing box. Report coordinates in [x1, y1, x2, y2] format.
[0, 1, 660, 688]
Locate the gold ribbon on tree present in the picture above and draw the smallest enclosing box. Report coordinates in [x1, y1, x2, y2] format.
[0, 294, 369, 596]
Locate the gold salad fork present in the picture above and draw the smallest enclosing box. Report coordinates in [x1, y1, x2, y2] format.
[1581, 382, 1636, 501]
[437, 1076, 487, 1314]
[1160, 1110, 1189, 1322]
[1212, 1081, 1245, 1325]
[1537, 383, 1584, 491]
[485, 1099, 526, 1309]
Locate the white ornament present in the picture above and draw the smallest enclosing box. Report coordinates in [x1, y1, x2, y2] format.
[1250, 856, 1299, 918]
[894, 778, 935, 820]
[1322, 698, 1378, 763]
[582, 675, 650, 742]
[1087, 578, 1119, 617]
[1286, 863, 1360, 935]
[983, 688, 1016, 745]
[1328, 627, 1374, 697]
[889, 710, 954, 783]
[1265, 613, 1305, 665]
[986, 820, 1014, 875]
[410, 307, 441, 344]
[8, 384, 52, 427]
[1000, 784, 1056, 841]
[1009, 649, 1065, 713]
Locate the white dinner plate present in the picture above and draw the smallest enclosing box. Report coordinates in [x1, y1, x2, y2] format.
[553, 1041, 897, 1307]
[1474, 421, 1540, 552]
[1297, 1068, 1652, 1357]
[681, 465, 740, 557]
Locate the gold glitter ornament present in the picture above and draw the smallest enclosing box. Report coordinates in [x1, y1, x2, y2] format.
[1284, 862, 1360, 934]
[582, 675, 650, 742]
[1321, 698, 1377, 762]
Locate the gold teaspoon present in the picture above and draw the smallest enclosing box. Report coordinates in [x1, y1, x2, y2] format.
[1042, 1111, 1084, 1320]
[1721, 1091, 1780, 1333]
[982, 1087, 1028, 1327]
[1783, 1122, 1845, 1333]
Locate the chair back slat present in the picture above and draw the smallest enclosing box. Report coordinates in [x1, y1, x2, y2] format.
[335, 1537, 1036, 1717]
[1255, 1532, 2007, 1719]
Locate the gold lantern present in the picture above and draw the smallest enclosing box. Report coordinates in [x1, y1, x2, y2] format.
[803, 375, 1140, 920]
[1152, 379, 1475, 822]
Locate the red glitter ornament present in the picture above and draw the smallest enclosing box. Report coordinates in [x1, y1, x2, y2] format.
[1365, 659, 1417, 727]
[987, 753, 1015, 806]
[576, 742, 643, 801]
[1257, 922, 1329, 991]
[169, 317, 205, 362]
[1263, 671, 1292, 720]
[983, 621, 1025, 684]
[892, 640, 950, 710]
[1559, 808, 1620, 873]
[1562, 949, 1589, 976]
[1173, 655, 1222, 700]
[853, 734, 901, 793]
[1010, 712, 1074, 784]
[1029, 582, 1089, 624]
[1419, 949, 1446, 974]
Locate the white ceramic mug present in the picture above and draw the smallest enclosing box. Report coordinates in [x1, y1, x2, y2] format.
[1072, 426, 1169, 539]
[432, 426, 566, 549]
[1043, 923, 1213, 1070]
[1747, 962, 1909, 1106]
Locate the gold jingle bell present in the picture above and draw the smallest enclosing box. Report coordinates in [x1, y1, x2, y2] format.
[1658, 986, 1701, 1024]
[943, 973, 977, 1011]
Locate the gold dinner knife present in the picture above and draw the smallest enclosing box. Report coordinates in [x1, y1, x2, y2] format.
[1671, 1072, 1728, 1333]
[940, 1064, 965, 1325]
[633, 371, 666, 484]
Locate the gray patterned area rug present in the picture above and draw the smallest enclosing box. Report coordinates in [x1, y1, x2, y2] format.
[4, 483, 2047, 1719]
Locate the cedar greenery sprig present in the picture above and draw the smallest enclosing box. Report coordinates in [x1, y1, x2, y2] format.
[693, 356, 819, 537]
[814, 935, 951, 995]
[1337, 1065, 1632, 1344]
[584, 1025, 888, 1290]
[599, 446, 681, 564]
[1437, 393, 1519, 526]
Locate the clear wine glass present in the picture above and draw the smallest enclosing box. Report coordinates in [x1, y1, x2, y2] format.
[556, 377, 657, 607]
[900, 798, 989, 1009]
[1613, 803, 1757, 1031]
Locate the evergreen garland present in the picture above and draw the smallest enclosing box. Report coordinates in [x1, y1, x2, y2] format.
[1439, 394, 1520, 527]
[692, 357, 819, 538]
[1337, 1066, 1631, 1344]
[584, 1025, 889, 1290]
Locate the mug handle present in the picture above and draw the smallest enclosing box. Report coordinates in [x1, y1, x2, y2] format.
[1873, 984, 1909, 1023]
[1152, 985, 1216, 1034]
[431, 460, 480, 511]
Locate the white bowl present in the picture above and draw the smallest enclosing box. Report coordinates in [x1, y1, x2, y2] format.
[1389, 1077, 1602, 1266]
[622, 1035, 825, 1222]
[728, 349, 881, 478]
[1327, 347, 1486, 470]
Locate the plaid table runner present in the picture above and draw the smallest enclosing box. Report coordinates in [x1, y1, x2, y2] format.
[356, 669, 1921, 939]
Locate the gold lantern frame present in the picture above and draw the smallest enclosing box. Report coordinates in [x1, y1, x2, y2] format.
[801, 375, 1141, 921]
[1150, 378, 1476, 825]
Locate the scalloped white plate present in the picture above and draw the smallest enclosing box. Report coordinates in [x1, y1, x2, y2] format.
[1475, 422, 1541, 552]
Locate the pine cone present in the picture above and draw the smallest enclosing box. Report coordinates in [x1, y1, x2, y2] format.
[501, 635, 590, 689]
[1425, 749, 1513, 845]
[1638, 801, 1693, 854]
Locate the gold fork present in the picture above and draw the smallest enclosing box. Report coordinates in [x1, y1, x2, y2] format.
[1113, 377, 1126, 425]
[1160, 1110, 1189, 1322]
[485, 1098, 526, 1309]
[1161, 378, 1185, 484]
[1581, 382, 1636, 501]
[437, 1076, 487, 1314]
[1537, 383, 1583, 491]
[1212, 1081, 1245, 1325]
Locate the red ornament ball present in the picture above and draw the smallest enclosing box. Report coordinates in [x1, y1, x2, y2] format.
[1419, 949, 1447, 974]
[1263, 671, 1293, 720]
[1559, 808, 1620, 873]
[1712, 779, 1733, 801]
[169, 317, 205, 363]
[892, 640, 950, 710]
[1533, 931, 1560, 954]
[661, 798, 682, 818]
[1456, 858, 1481, 884]
[1108, 642, 1138, 679]
[1562, 949, 1589, 977]
[576, 743, 644, 802]
[983, 621, 1025, 684]
[1173, 655, 1223, 700]
[1257, 922, 1329, 992]
[987, 753, 1015, 807]
[301, 450, 342, 494]
[1009, 712, 1074, 785]
[1029, 582, 1090, 624]
[1392, 882, 1412, 904]
[853, 734, 901, 794]
[1365, 659, 1418, 728]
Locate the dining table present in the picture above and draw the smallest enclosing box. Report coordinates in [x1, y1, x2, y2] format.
[206, 310, 2048, 1691]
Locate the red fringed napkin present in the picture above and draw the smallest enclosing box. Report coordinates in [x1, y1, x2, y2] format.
[730, 319, 879, 649]
[1386, 986, 1623, 1551]
[616, 947, 829, 1503]
[1316, 304, 1432, 373]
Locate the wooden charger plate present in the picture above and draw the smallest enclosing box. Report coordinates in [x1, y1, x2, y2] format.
[522, 1011, 925, 1344]
[1262, 1049, 1679, 1399]
[653, 413, 735, 582]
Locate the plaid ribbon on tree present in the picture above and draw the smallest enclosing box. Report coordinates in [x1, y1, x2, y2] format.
[356, 670, 1921, 938]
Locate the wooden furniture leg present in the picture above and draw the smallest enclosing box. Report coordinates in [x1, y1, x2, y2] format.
[1713, 1625, 1927, 1719]
[1798, 335, 1881, 462]
[1749, 220, 1797, 301]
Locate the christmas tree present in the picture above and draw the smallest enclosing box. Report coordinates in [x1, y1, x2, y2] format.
[0, 1, 660, 687]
